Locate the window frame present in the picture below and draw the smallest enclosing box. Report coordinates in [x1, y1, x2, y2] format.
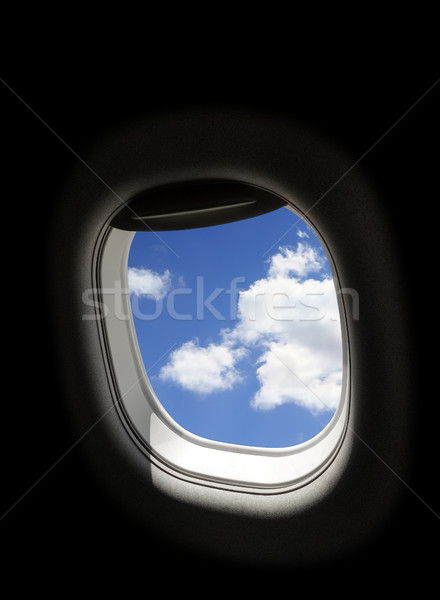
[97, 198, 350, 495]
[51, 107, 414, 563]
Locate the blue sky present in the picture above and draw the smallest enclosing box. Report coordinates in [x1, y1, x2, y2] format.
[127, 207, 343, 448]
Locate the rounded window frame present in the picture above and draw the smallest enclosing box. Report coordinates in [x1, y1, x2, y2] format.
[51, 107, 415, 563]
[96, 192, 351, 495]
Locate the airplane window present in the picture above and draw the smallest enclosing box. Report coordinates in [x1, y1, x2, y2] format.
[127, 206, 343, 448]
[54, 106, 413, 558]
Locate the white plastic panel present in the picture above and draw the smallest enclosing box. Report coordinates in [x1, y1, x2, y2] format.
[99, 218, 349, 493]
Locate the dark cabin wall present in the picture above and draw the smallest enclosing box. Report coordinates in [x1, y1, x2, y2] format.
[1, 39, 438, 587]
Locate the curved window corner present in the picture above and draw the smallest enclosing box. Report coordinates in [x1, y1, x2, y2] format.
[95, 182, 350, 498]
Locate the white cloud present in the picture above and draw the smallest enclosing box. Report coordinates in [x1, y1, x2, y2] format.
[267, 243, 323, 278]
[158, 339, 247, 395]
[252, 341, 342, 413]
[158, 242, 343, 414]
[227, 244, 342, 412]
[296, 229, 310, 239]
[230, 268, 340, 347]
[128, 267, 172, 300]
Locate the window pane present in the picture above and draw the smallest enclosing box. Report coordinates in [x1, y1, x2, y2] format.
[127, 207, 343, 448]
